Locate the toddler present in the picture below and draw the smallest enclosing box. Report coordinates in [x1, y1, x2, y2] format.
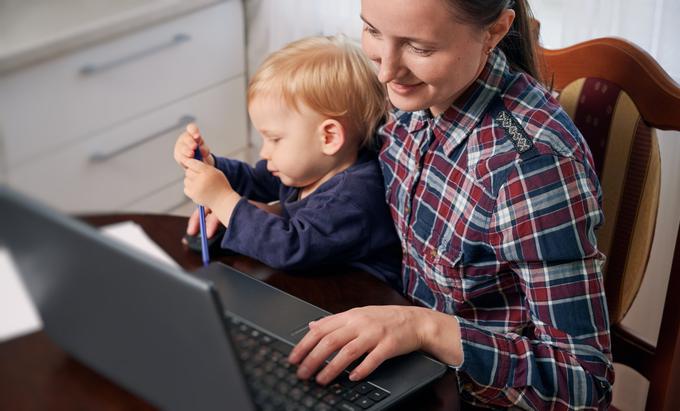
[174, 36, 401, 286]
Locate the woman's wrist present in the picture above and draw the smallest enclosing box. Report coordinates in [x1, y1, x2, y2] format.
[414, 307, 464, 366]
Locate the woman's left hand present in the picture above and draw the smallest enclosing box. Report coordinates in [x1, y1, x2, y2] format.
[289, 305, 464, 385]
[288, 305, 427, 385]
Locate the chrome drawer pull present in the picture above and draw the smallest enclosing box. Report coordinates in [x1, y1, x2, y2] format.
[90, 115, 195, 163]
[79, 33, 191, 76]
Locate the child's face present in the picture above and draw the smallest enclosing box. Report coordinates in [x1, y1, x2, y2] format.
[249, 95, 332, 189]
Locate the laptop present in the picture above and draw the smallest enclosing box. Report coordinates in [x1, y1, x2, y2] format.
[0, 187, 446, 411]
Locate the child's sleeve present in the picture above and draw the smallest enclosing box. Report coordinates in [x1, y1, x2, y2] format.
[213, 157, 281, 203]
[220, 191, 371, 270]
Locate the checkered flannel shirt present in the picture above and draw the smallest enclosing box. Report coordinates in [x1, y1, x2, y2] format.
[378, 49, 614, 410]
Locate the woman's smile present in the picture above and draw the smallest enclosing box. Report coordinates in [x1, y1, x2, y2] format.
[388, 81, 425, 95]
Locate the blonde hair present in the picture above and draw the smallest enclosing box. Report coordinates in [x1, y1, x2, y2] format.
[248, 35, 386, 148]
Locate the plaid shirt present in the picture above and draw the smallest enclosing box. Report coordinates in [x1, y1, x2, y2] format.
[378, 49, 614, 410]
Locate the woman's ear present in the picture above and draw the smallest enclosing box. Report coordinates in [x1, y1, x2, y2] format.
[485, 8, 515, 50]
[319, 119, 346, 156]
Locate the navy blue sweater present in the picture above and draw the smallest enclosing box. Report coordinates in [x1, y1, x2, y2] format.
[213, 150, 402, 287]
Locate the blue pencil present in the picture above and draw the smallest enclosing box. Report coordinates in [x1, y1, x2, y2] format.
[193, 148, 210, 266]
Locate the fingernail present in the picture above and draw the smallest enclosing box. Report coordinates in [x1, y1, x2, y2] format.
[349, 371, 359, 381]
[297, 365, 309, 379]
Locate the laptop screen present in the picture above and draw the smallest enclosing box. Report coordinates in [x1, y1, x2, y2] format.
[0, 187, 256, 411]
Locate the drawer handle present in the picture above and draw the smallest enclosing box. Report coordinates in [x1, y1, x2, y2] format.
[90, 115, 195, 163]
[79, 33, 191, 76]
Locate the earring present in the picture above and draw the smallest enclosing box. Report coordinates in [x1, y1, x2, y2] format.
[486, 47, 494, 55]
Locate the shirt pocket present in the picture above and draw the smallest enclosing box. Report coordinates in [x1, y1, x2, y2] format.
[412, 238, 466, 310]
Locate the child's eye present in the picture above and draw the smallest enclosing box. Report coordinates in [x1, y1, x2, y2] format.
[408, 44, 434, 56]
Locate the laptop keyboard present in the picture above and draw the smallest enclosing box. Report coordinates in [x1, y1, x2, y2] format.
[228, 318, 391, 411]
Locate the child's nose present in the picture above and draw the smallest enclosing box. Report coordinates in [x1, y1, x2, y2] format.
[259, 144, 270, 160]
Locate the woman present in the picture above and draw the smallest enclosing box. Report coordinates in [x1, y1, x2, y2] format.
[288, 0, 614, 409]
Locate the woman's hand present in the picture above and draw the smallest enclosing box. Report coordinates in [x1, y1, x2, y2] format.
[288, 306, 463, 385]
[288, 306, 418, 385]
[288, 306, 463, 384]
[184, 207, 222, 238]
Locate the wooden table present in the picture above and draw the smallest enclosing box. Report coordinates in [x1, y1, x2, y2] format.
[0, 214, 461, 411]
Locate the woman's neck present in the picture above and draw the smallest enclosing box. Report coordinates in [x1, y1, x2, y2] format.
[430, 52, 490, 117]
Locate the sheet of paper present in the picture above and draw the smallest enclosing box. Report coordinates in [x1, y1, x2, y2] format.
[0, 220, 180, 342]
[100, 221, 180, 269]
[0, 248, 42, 342]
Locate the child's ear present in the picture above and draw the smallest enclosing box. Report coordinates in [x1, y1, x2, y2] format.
[319, 119, 346, 156]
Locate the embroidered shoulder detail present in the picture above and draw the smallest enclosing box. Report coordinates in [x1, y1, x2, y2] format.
[495, 110, 533, 154]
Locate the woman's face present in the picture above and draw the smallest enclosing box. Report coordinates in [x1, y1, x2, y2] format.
[361, 0, 488, 116]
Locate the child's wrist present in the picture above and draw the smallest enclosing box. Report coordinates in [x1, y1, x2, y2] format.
[209, 190, 241, 227]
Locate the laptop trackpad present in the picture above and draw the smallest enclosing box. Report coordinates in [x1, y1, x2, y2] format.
[287, 315, 330, 343]
[196, 263, 331, 344]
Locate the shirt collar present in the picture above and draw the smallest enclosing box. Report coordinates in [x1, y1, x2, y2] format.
[391, 106, 433, 135]
[392, 48, 511, 153]
[438, 48, 510, 155]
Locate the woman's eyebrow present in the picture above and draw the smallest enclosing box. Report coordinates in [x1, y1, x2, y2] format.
[359, 14, 439, 47]
[359, 14, 376, 29]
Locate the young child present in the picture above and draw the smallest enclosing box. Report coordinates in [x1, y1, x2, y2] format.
[173, 35, 401, 287]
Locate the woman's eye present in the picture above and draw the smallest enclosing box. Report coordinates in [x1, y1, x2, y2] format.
[363, 25, 381, 38]
[408, 44, 433, 56]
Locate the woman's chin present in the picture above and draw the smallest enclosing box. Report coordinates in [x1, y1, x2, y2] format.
[387, 92, 430, 113]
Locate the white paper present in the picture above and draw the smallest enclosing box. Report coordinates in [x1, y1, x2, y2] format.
[0, 220, 179, 342]
[0, 248, 42, 342]
[100, 221, 180, 269]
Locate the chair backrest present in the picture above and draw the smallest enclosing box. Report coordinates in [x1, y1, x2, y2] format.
[539, 37, 680, 411]
[558, 74, 661, 326]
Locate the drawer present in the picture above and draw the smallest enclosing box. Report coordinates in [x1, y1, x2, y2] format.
[0, 0, 244, 168]
[8, 76, 248, 213]
[121, 177, 189, 215]
[122, 147, 251, 214]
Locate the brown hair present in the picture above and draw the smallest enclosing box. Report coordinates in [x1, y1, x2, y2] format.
[444, 0, 541, 82]
[248, 35, 387, 148]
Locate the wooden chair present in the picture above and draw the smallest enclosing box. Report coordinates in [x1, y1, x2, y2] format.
[538, 37, 680, 410]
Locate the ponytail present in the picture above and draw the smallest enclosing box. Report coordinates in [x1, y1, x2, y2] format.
[498, 0, 541, 81]
[444, 0, 542, 82]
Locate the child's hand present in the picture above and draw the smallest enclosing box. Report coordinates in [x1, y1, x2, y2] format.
[174, 123, 214, 168]
[183, 158, 233, 209]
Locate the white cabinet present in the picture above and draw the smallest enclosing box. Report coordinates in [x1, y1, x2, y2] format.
[0, 1, 249, 214]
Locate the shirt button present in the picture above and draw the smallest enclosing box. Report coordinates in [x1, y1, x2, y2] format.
[430, 249, 438, 259]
